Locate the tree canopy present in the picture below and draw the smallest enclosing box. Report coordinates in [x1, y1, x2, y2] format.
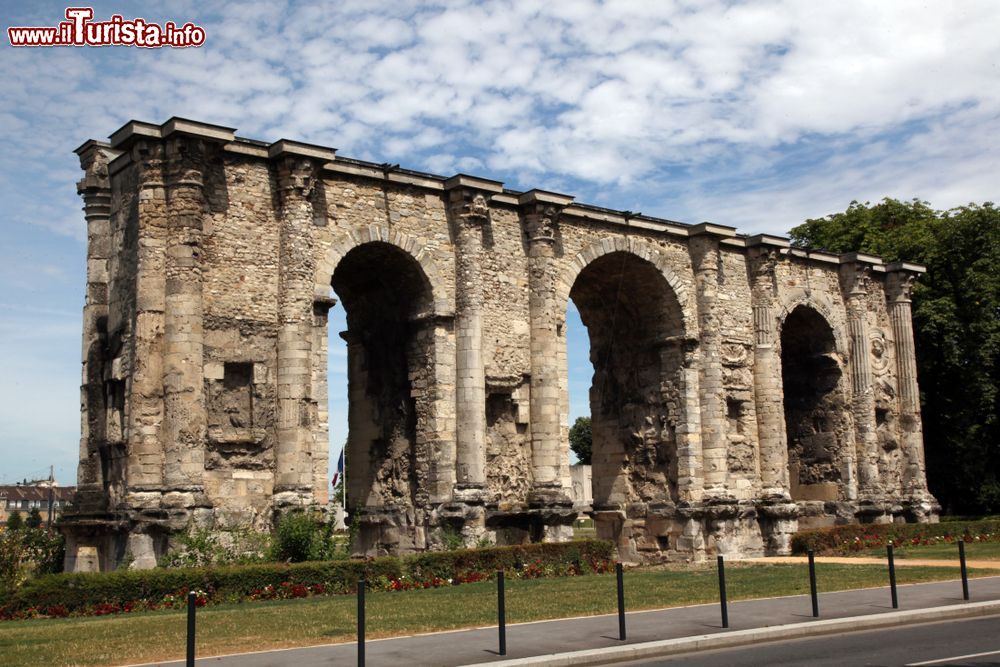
[789, 199, 1000, 514]
[569, 416, 592, 465]
[25, 508, 43, 530]
[5, 512, 23, 531]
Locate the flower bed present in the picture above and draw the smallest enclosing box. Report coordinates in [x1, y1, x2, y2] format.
[790, 519, 1000, 555]
[0, 539, 614, 621]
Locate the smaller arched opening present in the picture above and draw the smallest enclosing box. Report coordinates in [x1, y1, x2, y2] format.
[780, 305, 851, 504]
[330, 241, 437, 554]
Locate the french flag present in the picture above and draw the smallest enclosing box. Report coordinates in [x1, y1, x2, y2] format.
[332, 448, 345, 488]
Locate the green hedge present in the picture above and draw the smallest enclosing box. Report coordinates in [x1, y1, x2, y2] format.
[1, 539, 613, 618]
[790, 519, 1000, 555]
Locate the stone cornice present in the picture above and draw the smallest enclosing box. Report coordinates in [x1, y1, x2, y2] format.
[88, 118, 922, 271]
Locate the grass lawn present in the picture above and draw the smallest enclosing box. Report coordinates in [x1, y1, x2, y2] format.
[1, 562, 994, 666]
[860, 541, 1000, 561]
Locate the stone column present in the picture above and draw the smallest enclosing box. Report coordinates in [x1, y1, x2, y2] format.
[273, 146, 327, 509]
[341, 330, 373, 512]
[886, 264, 931, 497]
[162, 134, 209, 493]
[840, 258, 880, 499]
[674, 339, 703, 504]
[128, 138, 169, 496]
[75, 142, 116, 490]
[689, 224, 735, 498]
[312, 295, 337, 506]
[444, 178, 498, 501]
[520, 190, 575, 513]
[746, 237, 790, 497]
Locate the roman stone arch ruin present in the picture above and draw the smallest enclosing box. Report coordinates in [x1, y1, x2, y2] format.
[63, 118, 938, 571]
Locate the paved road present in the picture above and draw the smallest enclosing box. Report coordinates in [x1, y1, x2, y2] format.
[140, 576, 1000, 667]
[618, 615, 1000, 666]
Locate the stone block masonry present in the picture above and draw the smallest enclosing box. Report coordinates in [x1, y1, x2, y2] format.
[63, 118, 938, 571]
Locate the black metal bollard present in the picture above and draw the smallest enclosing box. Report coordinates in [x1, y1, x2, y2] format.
[808, 549, 819, 617]
[717, 555, 729, 629]
[357, 578, 366, 667]
[887, 543, 898, 609]
[497, 571, 507, 655]
[959, 540, 970, 601]
[616, 562, 626, 641]
[186, 591, 196, 667]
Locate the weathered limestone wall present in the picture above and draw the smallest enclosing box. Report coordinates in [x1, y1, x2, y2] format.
[63, 118, 937, 571]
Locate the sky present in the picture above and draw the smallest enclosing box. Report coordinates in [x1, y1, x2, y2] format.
[1, 0, 998, 487]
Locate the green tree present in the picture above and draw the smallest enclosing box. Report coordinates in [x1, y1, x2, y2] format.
[790, 199, 1000, 514]
[5, 512, 23, 531]
[569, 416, 592, 465]
[25, 508, 42, 530]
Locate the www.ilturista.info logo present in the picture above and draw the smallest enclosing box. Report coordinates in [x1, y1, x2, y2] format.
[7, 7, 206, 48]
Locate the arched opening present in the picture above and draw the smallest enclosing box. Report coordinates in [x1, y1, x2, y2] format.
[568, 251, 686, 551]
[329, 241, 436, 553]
[780, 305, 850, 503]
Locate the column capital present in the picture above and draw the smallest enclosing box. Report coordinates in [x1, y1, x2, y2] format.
[276, 155, 321, 199]
[519, 190, 573, 244]
[885, 263, 925, 304]
[75, 141, 118, 193]
[839, 260, 875, 297]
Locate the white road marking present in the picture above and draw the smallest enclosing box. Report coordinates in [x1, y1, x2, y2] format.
[907, 648, 1000, 666]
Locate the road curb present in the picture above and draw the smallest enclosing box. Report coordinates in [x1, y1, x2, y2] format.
[467, 600, 1000, 667]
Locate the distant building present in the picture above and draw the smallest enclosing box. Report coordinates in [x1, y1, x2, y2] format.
[1, 483, 75, 526]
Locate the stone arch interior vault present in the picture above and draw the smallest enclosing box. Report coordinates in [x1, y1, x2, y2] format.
[780, 305, 851, 503]
[330, 241, 436, 553]
[569, 251, 686, 521]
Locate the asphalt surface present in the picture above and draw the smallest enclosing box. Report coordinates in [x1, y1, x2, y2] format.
[139, 575, 1000, 667]
[618, 614, 1000, 666]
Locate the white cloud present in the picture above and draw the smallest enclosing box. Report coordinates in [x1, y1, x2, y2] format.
[1, 0, 999, 484]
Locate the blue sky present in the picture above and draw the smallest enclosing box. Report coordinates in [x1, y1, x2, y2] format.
[1, 0, 998, 486]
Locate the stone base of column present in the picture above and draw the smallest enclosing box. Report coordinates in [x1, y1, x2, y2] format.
[904, 493, 941, 523]
[453, 483, 488, 505]
[272, 487, 317, 516]
[527, 482, 573, 509]
[756, 499, 799, 556]
[352, 503, 429, 556]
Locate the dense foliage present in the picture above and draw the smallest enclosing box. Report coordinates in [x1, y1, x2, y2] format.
[569, 416, 592, 465]
[0, 528, 64, 594]
[270, 511, 342, 562]
[790, 200, 1000, 514]
[791, 519, 1000, 555]
[0, 539, 614, 620]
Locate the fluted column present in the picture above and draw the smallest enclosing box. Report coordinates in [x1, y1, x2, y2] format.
[520, 190, 574, 506]
[162, 135, 208, 490]
[840, 259, 880, 497]
[274, 150, 325, 505]
[689, 224, 733, 497]
[445, 181, 495, 498]
[746, 238, 790, 497]
[886, 265, 930, 494]
[75, 142, 117, 488]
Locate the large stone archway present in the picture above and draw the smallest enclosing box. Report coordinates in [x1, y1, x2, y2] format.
[568, 250, 690, 560]
[62, 119, 937, 571]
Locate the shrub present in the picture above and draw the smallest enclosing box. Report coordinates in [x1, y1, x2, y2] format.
[0, 539, 613, 620]
[0, 528, 64, 594]
[160, 527, 272, 568]
[791, 519, 1000, 555]
[270, 511, 339, 562]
